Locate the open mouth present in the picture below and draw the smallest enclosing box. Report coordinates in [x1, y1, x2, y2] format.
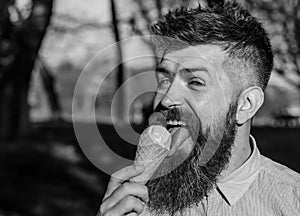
[166, 120, 186, 134]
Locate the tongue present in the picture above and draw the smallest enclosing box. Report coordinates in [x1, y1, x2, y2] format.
[168, 127, 190, 156]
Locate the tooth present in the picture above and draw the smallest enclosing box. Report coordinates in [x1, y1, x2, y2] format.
[167, 120, 186, 126]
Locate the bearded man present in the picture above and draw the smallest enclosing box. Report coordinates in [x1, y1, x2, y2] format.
[98, 1, 300, 215]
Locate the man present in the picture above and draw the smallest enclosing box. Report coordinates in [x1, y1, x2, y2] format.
[98, 1, 300, 215]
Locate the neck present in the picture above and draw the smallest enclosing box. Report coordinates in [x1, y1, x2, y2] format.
[220, 123, 252, 178]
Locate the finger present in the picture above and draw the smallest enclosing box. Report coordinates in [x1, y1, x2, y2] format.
[106, 196, 144, 216]
[101, 182, 148, 212]
[104, 165, 145, 200]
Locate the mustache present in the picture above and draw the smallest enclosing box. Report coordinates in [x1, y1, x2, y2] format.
[151, 108, 201, 144]
[161, 108, 200, 131]
[148, 108, 183, 127]
[160, 107, 182, 122]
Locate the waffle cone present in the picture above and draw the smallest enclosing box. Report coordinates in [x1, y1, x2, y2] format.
[132, 125, 171, 183]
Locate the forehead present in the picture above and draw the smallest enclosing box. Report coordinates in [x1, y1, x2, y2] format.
[160, 45, 226, 70]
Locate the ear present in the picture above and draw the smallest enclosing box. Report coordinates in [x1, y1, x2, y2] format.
[236, 86, 264, 125]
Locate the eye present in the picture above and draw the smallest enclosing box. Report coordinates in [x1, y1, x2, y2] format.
[158, 78, 171, 88]
[188, 78, 205, 89]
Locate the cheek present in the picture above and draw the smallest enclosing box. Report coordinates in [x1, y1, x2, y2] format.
[210, 70, 235, 112]
[153, 98, 159, 110]
[196, 88, 231, 127]
[188, 93, 212, 126]
[190, 100, 227, 140]
[153, 91, 165, 109]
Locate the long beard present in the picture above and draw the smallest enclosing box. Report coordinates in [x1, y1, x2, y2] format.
[146, 103, 238, 216]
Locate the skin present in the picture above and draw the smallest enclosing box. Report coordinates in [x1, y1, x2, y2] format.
[98, 44, 265, 215]
[98, 164, 148, 216]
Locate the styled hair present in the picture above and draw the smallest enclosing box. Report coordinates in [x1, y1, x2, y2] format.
[151, 0, 274, 90]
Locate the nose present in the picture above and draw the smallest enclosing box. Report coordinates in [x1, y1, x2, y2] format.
[160, 80, 183, 109]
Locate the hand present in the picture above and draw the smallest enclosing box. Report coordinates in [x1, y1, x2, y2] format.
[97, 165, 149, 216]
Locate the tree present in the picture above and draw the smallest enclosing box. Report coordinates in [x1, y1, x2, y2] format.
[245, 0, 300, 87]
[0, 0, 54, 140]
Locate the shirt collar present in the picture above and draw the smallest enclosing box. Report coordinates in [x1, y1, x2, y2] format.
[216, 135, 261, 206]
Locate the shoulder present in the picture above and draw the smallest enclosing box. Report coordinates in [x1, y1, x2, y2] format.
[259, 155, 300, 186]
[256, 155, 300, 212]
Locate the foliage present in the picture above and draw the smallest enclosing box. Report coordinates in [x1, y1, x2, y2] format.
[246, 0, 300, 87]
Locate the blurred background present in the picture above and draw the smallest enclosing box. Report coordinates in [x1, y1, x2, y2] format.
[0, 0, 299, 215]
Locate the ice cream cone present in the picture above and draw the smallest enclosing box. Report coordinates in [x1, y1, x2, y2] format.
[132, 125, 171, 184]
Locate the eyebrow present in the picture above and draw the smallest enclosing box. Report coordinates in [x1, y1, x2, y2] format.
[155, 66, 209, 76]
[155, 66, 172, 75]
[180, 67, 209, 74]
